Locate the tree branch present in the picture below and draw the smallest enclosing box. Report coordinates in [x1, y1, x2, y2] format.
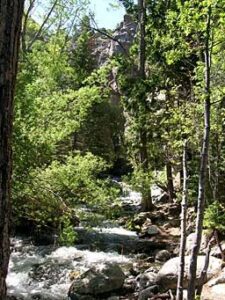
[27, 0, 58, 51]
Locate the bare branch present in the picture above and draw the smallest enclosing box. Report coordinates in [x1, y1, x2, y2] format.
[22, 0, 36, 52]
[27, 0, 58, 51]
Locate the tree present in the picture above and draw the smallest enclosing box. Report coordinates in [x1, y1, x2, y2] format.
[187, 5, 212, 299]
[137, 0, 154, 211]
[176, 140, 188, 300]
[117, 0, 154, 211]
[0, 0, 24, 298]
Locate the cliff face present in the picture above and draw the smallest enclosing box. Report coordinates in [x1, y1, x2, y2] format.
[73, 15, 136, 168]
[92, 14, 137, 66]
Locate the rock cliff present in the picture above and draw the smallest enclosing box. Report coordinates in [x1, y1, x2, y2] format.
[92, 14, 137, 66]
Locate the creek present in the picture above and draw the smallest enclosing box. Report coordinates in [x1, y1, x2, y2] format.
[7, 185, 144, 300]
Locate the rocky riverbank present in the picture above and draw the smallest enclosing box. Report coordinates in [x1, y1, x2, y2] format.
[7, 184, 225, 300]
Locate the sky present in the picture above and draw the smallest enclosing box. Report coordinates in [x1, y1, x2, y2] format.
[30, 0, 126, 31]
[89, 0, 126, 29]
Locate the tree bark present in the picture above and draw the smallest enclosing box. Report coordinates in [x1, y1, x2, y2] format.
[0, 1, 24, 298]
[138, 0, 146, 80]
[196, 232, 214, 297]
[187, 6, 212, 300]
[138, 0, 153, 211]
[176, 140, 188, 300]
[166, 161, 175, 202]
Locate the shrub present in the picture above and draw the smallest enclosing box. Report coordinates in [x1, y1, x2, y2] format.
[13, 153, 120, 240]
[204, 201, 225, 233]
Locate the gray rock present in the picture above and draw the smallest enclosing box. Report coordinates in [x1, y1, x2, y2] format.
[202, 284, 225, 300]
[136, 272, 157, 290]
[202, 268, 225, 299]
[68, 294, 95, 300]
[69, 263, 125, 296]
[186, 233, 208, 255]
[156, 256, 222, 291]
[138, 285, 159, 300]
[147, 225, 160, 236]
[92, 14, 137, 66]
[133, 213, 151, 226]
[155, 250, 171, 262]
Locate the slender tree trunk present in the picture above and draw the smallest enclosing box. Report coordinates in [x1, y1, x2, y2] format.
[138, 0, 146, 81]
[196, 232, 214, 297]
[166, 161, 175, 202]
[0, 1, 24, 299]
[187, 7, 211, 300]
[138, 0, 153, 211]
[176, 140, 188, 300]
[138, 0, 148, 171]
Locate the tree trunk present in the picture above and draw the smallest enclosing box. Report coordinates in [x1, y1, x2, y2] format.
[138, 0, 153, 211]
[166, 161, 175, 202]
[187, 7, 211, 300]
[196, 232, 214, 297]
[176, 140, 188, 300]
[0, 1, 24, 298]
[138, 0, 146, 80]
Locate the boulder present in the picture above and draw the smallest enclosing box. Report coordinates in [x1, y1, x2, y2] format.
[156, 256, 222, 290]
[136, 272, 157, 290]
[155, 250, 171, 262]
[138, 285, 159, 300]
[140, 221, 161, 237]
[186, 233, 208, 255]
[133, 213, 152, 226]
[69, 295, 95, 300]
[151, 184, 167, 204]
[147, 225, 160, 236]
[68, 263, 125, 297]
[202, 268, 225, 300]
[202, 283, 225, 300]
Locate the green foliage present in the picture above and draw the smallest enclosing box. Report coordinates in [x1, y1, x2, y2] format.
[13, 0, 225, 245]
[13, 14, 125, 243]
[59, 216, 78, 245]
[129, 168, 152, 193]
[13, 153, 120, 231]
[70, 16, 95, 87]
[204, 201, 225, 233]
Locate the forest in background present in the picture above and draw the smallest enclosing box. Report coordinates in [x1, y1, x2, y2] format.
[1, 0, 225, 300]
[12, 0, 225, 241]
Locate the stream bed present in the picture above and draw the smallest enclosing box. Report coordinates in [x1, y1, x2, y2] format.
[7, 235, 134, 300]
[7, 185, 164, 300]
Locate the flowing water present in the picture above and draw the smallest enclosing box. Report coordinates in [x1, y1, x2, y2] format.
[7, 184, 142, 300]
[7, 237, 133, 300]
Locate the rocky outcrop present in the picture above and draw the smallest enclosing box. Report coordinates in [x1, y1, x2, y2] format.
[68, 263, 125, 298]
[202, 268, 225, 300]
[92, 14, 137, 66]
[156, 256, 222, 291]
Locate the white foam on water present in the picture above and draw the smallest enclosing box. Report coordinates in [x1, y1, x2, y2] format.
[7, 182, 140, 299]
[94, 226, 137, 237]
[7, 238, 132, 300]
